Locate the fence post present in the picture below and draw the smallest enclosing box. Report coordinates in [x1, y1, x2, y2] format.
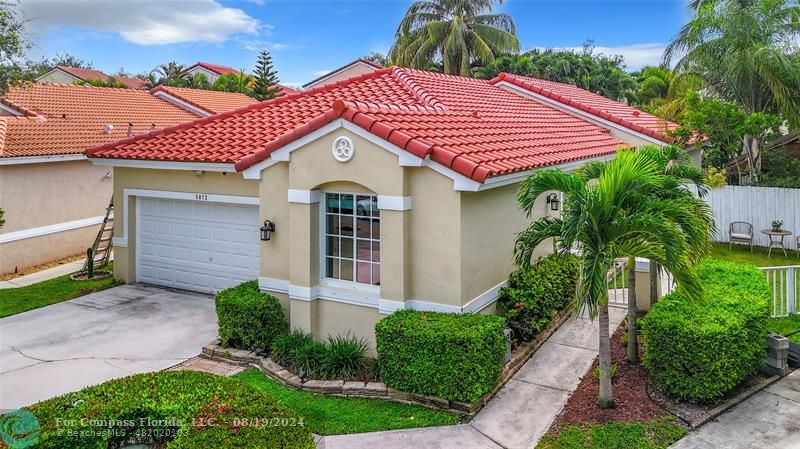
[788, 267, 797, 315]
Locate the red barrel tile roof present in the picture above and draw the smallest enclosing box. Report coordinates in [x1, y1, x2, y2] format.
[87, 67, 638, 183]
[56, 66, 148, 90]
[151, 86, 259, 114]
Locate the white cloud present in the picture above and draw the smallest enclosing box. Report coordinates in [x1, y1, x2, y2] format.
[18, 0, 260, 45]
[532, 43, 667, 70]
[238, 38, 303, 52]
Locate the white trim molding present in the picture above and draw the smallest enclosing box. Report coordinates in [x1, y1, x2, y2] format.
[0, 215, 104, 243]
[88, 158, 236, 173]
[0, 154, 87, 166]
[287, 189, 322, 204]
[0, 102, 23, 116]
[377, 195, 411, 211]
[495, 81, 666, 146]
[151, 91, 211, 117]
[114, 188, 259, 248]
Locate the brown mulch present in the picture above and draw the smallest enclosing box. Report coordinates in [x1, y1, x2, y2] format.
[553, 317, 671, 426]
[0, 253, 85, 281]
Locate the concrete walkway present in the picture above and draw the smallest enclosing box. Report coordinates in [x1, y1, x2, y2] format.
[319, 307, 626, 449]
[670, 369, 800, 449]
[0, 260, 85, 289]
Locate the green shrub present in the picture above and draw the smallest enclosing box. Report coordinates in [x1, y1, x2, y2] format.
[216, 280, 287, 352]
[376, 310, 506, 402]
[292, 341, 327, 377]
[642, 259, 770, 403]
[27, 371, 314, 449]
[321, 334, 369, 380]
[498, 253, 579, 341]
[272, 329, 315, 366]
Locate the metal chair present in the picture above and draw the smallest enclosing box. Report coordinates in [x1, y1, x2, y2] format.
[729, 221, 754, 252]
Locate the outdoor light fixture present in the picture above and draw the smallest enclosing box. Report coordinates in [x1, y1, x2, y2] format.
[260, 220, 275, 241]
[546, 193, 560, 211]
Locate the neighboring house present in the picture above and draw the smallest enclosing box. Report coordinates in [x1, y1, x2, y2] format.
[182, 61, 297, 95]
[151, 86, 258, 117]
[36, 65, 148, 90]
[0, 83, 265, 275]
[86, 67, 689, 344]
[303, 59, 383, 89]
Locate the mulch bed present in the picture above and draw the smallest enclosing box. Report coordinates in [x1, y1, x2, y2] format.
[552, 316, 671, 427]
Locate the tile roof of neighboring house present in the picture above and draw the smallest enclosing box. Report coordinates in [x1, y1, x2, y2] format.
[151, 86, 259, 114]
[303, 58, 384, 88]
[492, 73, 679, 143]
[87, 67, 629, 183]
[55, 65, 148, 90]
[186, 62, 242, 76]
[0, 83, 199, 158]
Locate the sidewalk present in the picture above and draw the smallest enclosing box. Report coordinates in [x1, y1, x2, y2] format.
[319, 307, 626, 449]
[0, 260, 84, 289]
[669, 369, 800, 449]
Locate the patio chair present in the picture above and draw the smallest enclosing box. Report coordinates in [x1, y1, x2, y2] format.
[729, 221, 754, 252]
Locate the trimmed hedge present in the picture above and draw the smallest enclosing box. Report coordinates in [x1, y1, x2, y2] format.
[27, 371, 314, 448]
[375, 310, 506, 402]
[642, 259, 770, 403]
[216, 280, 287, 352]
[498, 253, 579, 342]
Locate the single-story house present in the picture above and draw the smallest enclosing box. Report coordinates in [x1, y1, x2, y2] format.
[86, 67, 690, 343]
[302, 58, 383, 89]
[0, 83, 262, 275]
[36, 65, 148, 90]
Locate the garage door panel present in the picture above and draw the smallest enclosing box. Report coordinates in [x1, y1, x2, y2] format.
[137, 197, 259, 294]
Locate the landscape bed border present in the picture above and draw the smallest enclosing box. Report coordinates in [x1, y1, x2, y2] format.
[201, 306, 574, 415]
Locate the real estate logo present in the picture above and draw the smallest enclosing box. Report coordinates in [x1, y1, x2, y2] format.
[0, 409, 40, 449]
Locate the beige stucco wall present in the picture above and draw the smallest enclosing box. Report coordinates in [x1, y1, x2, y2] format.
[111, 167, 258, 283]
[36, 69, 81, 84]
[304, 63, 380, 89]
[0, 159, 112, 274]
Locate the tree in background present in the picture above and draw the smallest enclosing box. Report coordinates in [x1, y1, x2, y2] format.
[183, 72, 211, 90]
[252, 50, 283, 101]
[0, 208, 5, 230]
[363, 51, 391, 67]
[514, 150, 709, 408]
[152, 61, 186, 86]
[0, 0, 33, 94]
[475, 43, 638, 103]
[213, 72, 254, 95]
[75, 77, 128, 88]
[665, 0, 800, 181]
[390, 0, 519, 76]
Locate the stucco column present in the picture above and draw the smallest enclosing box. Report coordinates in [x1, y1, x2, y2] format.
[287, 198, 320, 333]
[378, 208, 409, 302]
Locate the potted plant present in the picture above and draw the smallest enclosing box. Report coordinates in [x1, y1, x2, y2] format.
[772, 220, 784, 232]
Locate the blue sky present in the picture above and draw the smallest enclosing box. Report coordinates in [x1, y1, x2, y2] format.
[19, 0, 692, 87]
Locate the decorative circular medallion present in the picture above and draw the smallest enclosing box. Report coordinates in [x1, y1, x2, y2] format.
[331, 136, 355, 162]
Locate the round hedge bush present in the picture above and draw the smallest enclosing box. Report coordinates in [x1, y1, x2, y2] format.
[26, 370, 314, 449]
[642, 259, 770, 403]
[216, 280, 288, 352]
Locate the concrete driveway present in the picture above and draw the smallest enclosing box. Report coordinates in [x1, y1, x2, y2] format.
[0, 284, 217, 410]
[670, 370, 800, 449]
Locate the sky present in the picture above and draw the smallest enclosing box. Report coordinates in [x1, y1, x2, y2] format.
[17, 0, 693, 88]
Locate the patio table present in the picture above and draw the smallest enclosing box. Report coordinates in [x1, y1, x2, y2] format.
[761, 229, 792, 257]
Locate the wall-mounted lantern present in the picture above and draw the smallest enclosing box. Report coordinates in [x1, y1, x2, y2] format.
[260, 220, 276, 241]
[546, 193, 560, 211]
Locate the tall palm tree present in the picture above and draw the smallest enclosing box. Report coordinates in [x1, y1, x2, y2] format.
[151, 61, 186, 85]
[514, 150, 710, 407]
[582, 145, 713, 364]
[664, 0, 800, 180]
[390, 0, 520, 76]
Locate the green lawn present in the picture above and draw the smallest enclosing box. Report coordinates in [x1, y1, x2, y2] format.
[537, 418, 686, 449]
[768, 315, 800, 344]
[0, 263, 119, 318]
[710, 242, 799, 267]
[235, 368, 461, 435]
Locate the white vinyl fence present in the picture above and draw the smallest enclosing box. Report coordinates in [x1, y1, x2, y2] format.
[761, 266, 800, 317]
[705, 185, 800, 249]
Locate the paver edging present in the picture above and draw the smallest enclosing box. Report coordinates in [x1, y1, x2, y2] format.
[200, 307, 574, 416]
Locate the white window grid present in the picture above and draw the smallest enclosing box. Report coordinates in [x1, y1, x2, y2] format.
[323, 192, 380, 286]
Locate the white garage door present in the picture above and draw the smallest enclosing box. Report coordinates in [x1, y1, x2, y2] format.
[137, 197, 260, 293]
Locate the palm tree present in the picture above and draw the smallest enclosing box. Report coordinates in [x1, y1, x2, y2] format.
[390, 0, 520, 76]
[582, 145, 713, 364]
[513, 150, 710, 407]
[212, 72, 254, 95]
[664, 0, 800, 180]
[152, 61, 186, 85]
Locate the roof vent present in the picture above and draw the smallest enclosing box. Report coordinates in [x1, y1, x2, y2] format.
[61, 113, 67, 119]
[127, 123, 134, 136]
[632, 110, 641, 117]
[471, 111, 479, 119]
[104, 124, 114, 134]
